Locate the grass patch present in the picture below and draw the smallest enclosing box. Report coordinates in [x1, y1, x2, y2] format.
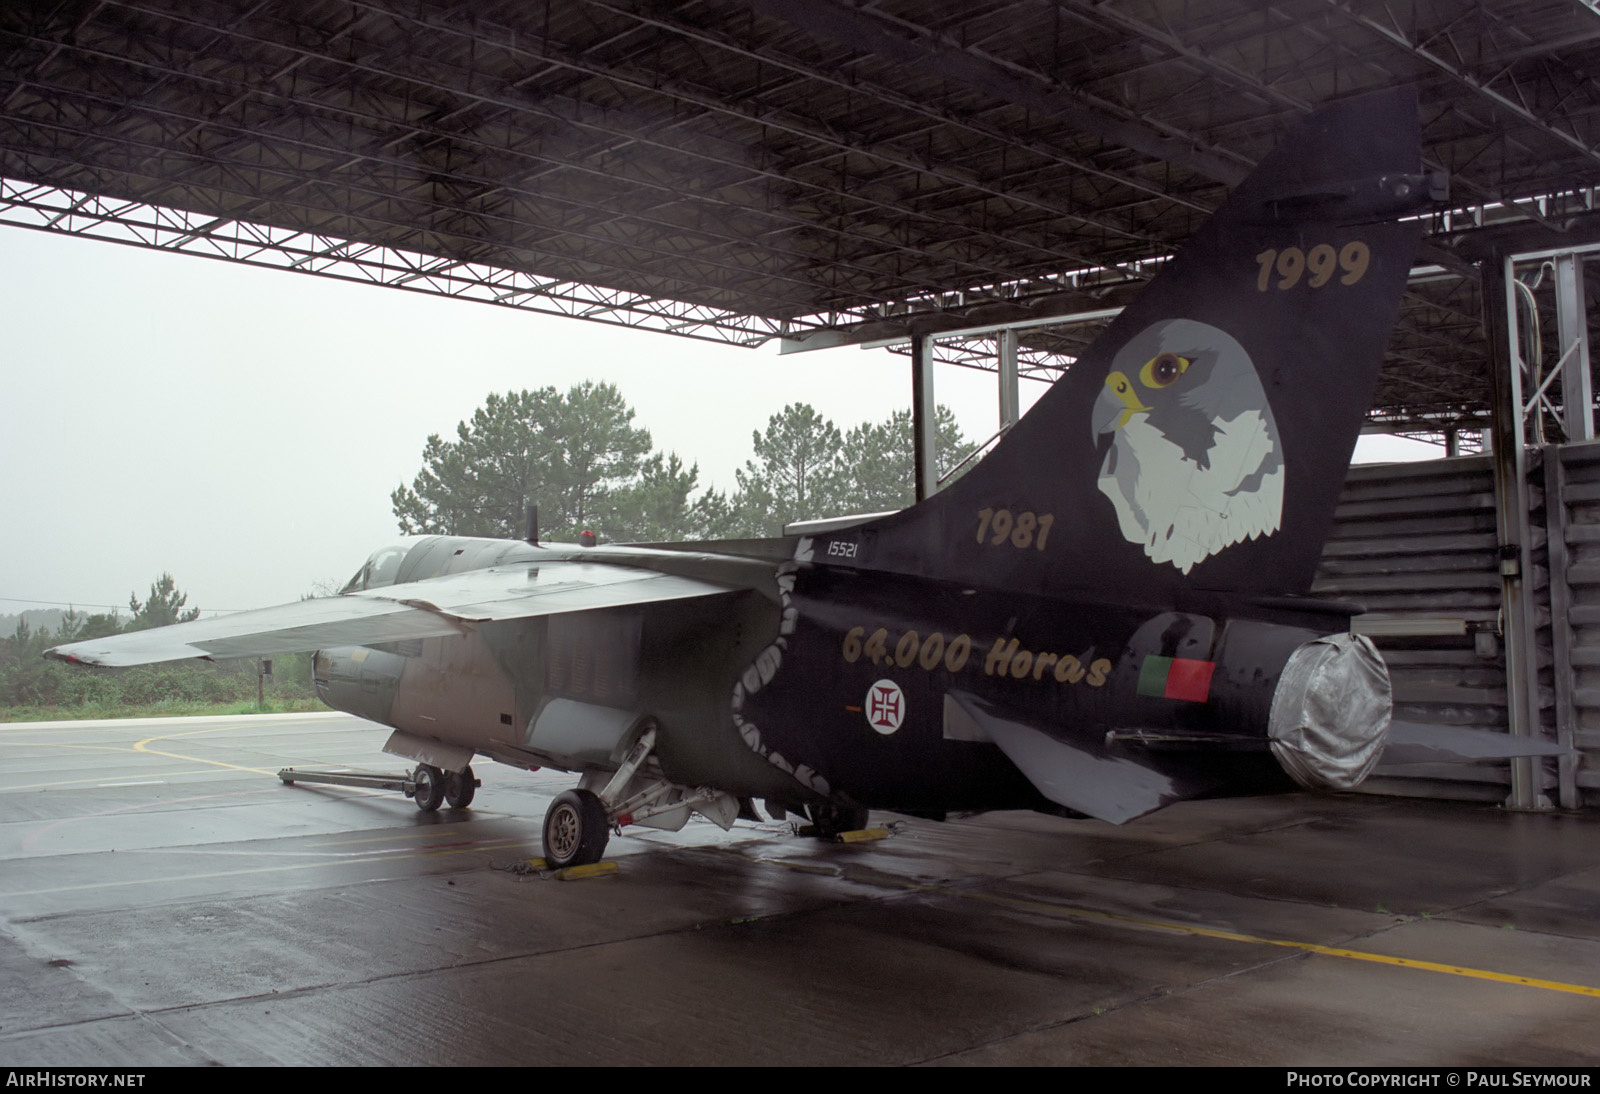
[0, 696, 330, 722]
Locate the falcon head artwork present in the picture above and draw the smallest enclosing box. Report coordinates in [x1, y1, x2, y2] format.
[1092, 318, 1283, 574]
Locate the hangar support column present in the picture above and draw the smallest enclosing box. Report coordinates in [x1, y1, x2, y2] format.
[997, 329, 1020, 430]
[1483, 254, 1547, 810]
[1492, 241, 1600, 810]
[1556, 254, 1593, 443]
[912, 332, 938, 501]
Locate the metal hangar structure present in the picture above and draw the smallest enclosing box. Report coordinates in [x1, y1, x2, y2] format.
[2, 0, 1599, 808]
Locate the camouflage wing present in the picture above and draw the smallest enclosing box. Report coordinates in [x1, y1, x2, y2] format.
[47, 562, 731, 667]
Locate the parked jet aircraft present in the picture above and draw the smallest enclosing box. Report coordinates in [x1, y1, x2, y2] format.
[50, 90, 1553, 868]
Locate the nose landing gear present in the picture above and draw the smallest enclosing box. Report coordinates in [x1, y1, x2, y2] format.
[277, 762, 480, 811]
[412, 764, 446, 811]
[445, 765, 478, 808]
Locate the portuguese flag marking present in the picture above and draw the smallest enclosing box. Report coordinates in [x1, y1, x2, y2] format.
[1137, 656, 1216, 703]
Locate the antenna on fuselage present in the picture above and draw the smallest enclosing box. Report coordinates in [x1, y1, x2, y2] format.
[526, 505, 539, 546]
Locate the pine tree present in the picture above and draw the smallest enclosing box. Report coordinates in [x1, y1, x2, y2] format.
[126, 574, 200, 631]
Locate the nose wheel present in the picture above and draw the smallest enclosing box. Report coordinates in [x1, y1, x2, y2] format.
[412, 764, 446, 812]
[542, 789, 611, 868]
[445, 765, 477, 808]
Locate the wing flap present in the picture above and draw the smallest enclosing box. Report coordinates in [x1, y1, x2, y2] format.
[49, 562, 733, 667]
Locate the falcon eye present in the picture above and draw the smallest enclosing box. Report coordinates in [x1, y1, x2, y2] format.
[1140, 353, 1190, 388]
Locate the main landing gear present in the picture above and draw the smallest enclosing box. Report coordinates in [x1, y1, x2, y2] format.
[542, 789, 610, 869]
[539, 724, 741, 869]
[807, 798, 870, 839]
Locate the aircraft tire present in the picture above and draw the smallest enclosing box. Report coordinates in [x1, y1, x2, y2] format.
[413, 764, 446, 812]
[543, 789, 610, 869]
[445, 765, 476, 809]
[808, 799, 869, 839]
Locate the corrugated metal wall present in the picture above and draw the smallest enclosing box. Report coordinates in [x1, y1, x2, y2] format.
[1543, 442, 1600, 808]
[1315, 454, 1576, 805]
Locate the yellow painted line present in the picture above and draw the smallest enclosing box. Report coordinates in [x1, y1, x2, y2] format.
[759, 858, 1600, 999]
[1259, 938, 1600, 996]
[6, 723, 386, 791]
[5, 836, 541, 897]
[942, 887, 1600, 999]
[131, 749, 277, 776]
[134, 726, 278, 776]
[1, 740, 175, 790]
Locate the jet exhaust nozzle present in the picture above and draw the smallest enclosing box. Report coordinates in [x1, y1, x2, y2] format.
[1267, 632, 1391, 791]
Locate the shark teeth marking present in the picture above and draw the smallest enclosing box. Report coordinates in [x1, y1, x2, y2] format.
[728, 556, 828, 796]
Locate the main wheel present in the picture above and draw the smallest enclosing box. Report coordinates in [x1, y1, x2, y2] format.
[445, 765, 477, 808]
[413, 764, 445, 812]
[542, 789, 610, 868]
[808, 798, 869, 839]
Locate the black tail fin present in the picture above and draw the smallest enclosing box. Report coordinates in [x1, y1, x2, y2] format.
[808, 89, 1428, 603]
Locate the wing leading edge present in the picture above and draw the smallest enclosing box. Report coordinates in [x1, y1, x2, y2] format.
[47, 561, 734, 667]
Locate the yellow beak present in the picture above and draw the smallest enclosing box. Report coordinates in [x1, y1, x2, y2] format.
[1096, 370, 1151, 432]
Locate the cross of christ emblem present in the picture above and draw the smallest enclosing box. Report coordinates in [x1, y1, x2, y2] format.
[866, 680, 905, 734]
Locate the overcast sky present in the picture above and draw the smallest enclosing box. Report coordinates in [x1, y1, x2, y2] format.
[0, 224, 1436, 618]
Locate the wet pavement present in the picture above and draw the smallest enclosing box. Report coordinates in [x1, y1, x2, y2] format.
[3, 712, 1598, 1066]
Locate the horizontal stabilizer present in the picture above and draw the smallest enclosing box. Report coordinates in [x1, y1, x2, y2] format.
[48, 561, 731, 667]
[948, 691, 1219, 824]
[1380, 720, 1573, 765]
